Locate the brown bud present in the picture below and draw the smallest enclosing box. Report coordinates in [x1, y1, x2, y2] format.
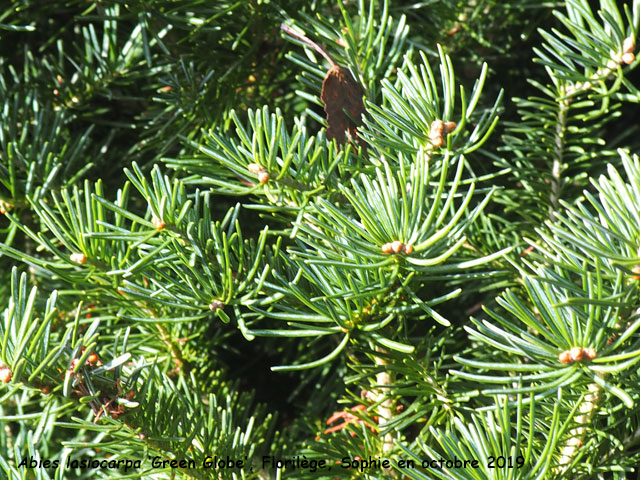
[443, 121, 457, 134]
[430, 120, 444, 135]
[569, 347, 583, 362]
[390, 241, 403, 253]
[258, 171, 269, 184]
[0, 200, 11, 214]
[623, 36, 635, 54]
[70, 253, 86, 264]
[0, 364, 12, 383]
[429, 135, 444, 147]
[583, 347, 597, 360]
[247, 163, 264, 174]
[622, 52, 635, 64]
[402, 244, 414, 255]
[209, 300, 224, 311]
[381, 243, 393, 254]
[558, 351, 572, 364]
[152, 216, 165, 230]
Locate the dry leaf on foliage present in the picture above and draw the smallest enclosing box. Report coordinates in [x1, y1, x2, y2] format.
[321, 65, 365, 144]
[282, 24, 365, 145]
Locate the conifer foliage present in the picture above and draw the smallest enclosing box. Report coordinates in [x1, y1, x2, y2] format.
[1, 0, 640, 479]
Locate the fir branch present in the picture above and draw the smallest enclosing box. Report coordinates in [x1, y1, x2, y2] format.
[550, 99, 568, 215]
[556, 382, 602, 473]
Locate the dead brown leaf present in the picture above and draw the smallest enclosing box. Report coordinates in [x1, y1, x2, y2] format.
[321, 65, 365, 144]
[281, 24, 366, 145]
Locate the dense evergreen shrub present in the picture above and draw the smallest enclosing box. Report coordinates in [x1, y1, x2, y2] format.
[1, 1, 640, 478]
